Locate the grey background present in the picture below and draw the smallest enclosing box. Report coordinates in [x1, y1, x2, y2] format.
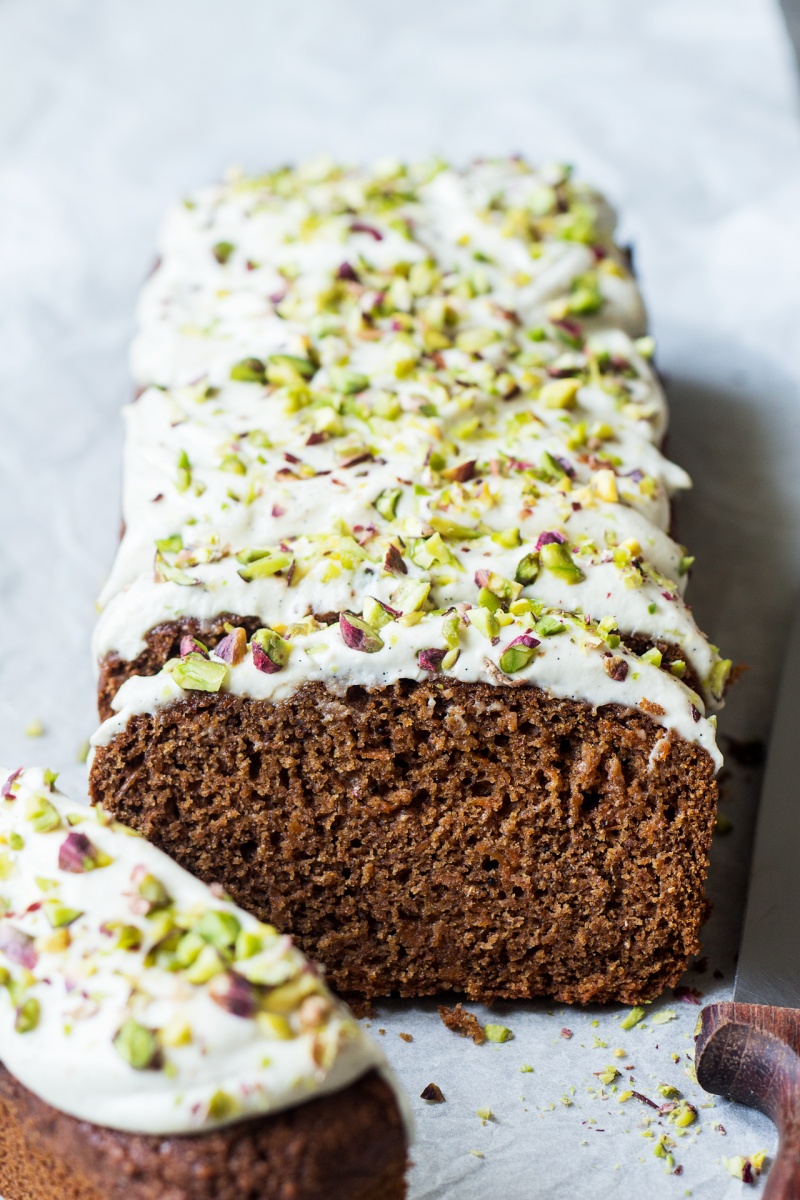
[2, 1, 800, 1195]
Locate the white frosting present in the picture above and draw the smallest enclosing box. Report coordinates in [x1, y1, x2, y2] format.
[92, 614, 721, 771]
[0, 767, 392, 1135]
[96, 158, 726, 766]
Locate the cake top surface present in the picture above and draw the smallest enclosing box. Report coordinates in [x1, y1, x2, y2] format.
[0, 766, 390, 1134]
[95, 158, 727, 766]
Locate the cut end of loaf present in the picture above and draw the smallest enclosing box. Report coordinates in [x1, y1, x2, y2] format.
[90, 680, 717, 1006]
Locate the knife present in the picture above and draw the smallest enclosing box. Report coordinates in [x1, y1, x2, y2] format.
[696, 610, 800, 1196]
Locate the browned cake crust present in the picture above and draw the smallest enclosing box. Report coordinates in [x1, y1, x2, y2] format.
[0, 1065, 406, 1200]
[97, 621, 701, 723]
[89, 680, 717, 1005]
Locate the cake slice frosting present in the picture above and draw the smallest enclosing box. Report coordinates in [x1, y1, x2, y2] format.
[0, 766, 395, 1135]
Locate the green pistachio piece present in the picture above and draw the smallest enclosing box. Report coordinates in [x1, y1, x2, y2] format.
[212, 241, 235, 264]
[567, 272, 603, 315]
[251, 628, 291, 672]
[25, 795, 61, 834]
[247, 429, 272, 449]
[43, 899, 83, 928]
[235, 930, 263, 961]
[220, 454, 247, 475]
[196, 909, 242, 950]
[499, 640, 539, 674]
[469, 607, 500, 640]
[539, 541, 585, 584]
[15, 997, 40, 1034]
[410, 533, 458, 570]
[174, 930, 206, 968]
[267, 354, 316, 386]
[393, 579, 431, 613]
[477, 571, 522, 602]
[539, 378, 581, 409]
[230, 357, 267, 383]
[9, 833, 23, 851]
[514, 553, 540, 585]
[116, 925, 143, 952]
[706, 658, 732, 699]
[155, 534, 183, 555]
[670, 660, 686, 678]
[236, 550, 294, 581]
[114, 1019, 160, 1069]
[339, 612, 384, 654]
[172, 653, 228, 693]
[328, 366, 369, 394]
[428, 516, 483, 541]
[185, 944, 226, 984]
[137, 873, 171, 911]
[263, 972, 320, 1014]
[362, 597, 393, 629]
[640, 647, 662, 668]
[207, 1089, 240, 1120]
[175, 450, 192, 493]
[620, 1005, 646, 1030]
[374, 488, 402, 521]
[478, 587, 501, 613]
[442, 612, 462, 649]
[155, 554, 197, 587]
[484, 1023, 513, 1043]
[535, 614, 566, 637]
[491, 528, 521, 549]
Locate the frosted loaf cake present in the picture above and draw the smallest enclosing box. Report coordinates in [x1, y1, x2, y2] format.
[90, 159, 727, 1003]
[0, 767, 407, 1200]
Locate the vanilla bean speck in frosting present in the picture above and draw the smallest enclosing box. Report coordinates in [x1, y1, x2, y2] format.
[0, 767, 393, 1134]
[93, 157, 729, 763]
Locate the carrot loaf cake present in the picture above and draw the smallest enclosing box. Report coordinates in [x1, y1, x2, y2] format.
[0, 767, 407, 1199]
[89, 158, 728, 1004]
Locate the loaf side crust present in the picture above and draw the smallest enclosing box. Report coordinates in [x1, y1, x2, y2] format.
[90, 680, 717, 1004]
[0, 1064, 406, 1200]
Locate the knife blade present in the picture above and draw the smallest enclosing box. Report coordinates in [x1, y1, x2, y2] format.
[696, 606, 800, 1198]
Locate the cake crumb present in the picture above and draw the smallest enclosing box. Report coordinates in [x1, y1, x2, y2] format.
[420, 1082, 445, 1103]
[399, 1032, 413, 1043]
[438, 1003, 486, 1045]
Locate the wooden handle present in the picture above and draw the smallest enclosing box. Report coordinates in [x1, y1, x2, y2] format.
[697, 1002, 800, 1198]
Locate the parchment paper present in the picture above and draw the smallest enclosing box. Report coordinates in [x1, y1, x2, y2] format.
[2, 1, 800, 1194]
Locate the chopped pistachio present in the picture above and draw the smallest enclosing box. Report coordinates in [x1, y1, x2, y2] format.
[25, 794, 61, 834]
[620, 1006, 646, 1030]
[540, 378, 581, 409]
[514, 552, 539, 586]
[469, 607, 500, 640]
[43, 899, 83, 929]
[195, 909, 241, 950]
[172, 653, 228, 693]
[539, 541, 585, 584]
[212, 240, 235, 264]
[484, 1023, 513, 1043]
[24, 720, 45, 738]
[15, 997, 40, 1034]
[114, 1019, 160, 1069]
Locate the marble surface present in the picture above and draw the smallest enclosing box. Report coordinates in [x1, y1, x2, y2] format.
[1, 0, 800, 1194]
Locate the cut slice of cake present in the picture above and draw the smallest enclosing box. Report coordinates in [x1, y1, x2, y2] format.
[0, 767, 408, 1200]
[90, 158, 728, 1005]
